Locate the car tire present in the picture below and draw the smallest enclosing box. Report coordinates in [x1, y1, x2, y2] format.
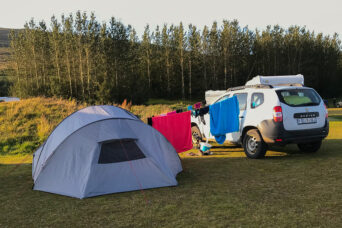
[243, 129, 267, 159]
[191, 125, 203, 149]
[297, 140, 322, 153]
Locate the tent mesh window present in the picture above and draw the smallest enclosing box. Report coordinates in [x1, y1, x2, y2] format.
[98, 139, 146, 164]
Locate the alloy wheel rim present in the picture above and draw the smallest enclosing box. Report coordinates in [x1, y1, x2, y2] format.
[247, 136, 258, 153]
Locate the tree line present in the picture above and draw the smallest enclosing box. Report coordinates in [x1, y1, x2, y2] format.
[9, 12, 342, 104]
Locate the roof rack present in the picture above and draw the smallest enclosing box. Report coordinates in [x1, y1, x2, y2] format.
[226, 84, 273, 92]
[275, 83, 303, 87]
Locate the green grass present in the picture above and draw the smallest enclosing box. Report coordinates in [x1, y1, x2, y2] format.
[1, 138, 342, 226]
[1, 99, 342, 226]
[327, 108, 342, 122]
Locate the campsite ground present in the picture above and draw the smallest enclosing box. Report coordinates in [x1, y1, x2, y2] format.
[1, 101, 342, 227]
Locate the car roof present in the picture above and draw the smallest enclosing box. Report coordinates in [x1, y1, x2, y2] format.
[226, 85, 312, 93]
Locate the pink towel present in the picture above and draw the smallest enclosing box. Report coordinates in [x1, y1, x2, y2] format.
[152, 111, 193, 153]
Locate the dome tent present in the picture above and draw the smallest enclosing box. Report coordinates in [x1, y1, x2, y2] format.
[32, 106, 182, 199]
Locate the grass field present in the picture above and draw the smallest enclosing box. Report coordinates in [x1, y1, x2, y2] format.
[1, 100, 342, 226]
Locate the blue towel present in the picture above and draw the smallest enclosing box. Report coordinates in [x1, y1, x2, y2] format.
[209, 96, 240, 144]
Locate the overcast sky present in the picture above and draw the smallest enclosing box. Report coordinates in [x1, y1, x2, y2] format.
[1, 0, 341, 37]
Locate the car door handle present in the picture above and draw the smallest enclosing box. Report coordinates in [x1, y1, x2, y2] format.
[239, 116, 244, 119]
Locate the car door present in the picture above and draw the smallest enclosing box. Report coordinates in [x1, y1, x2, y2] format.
[226, 92, 248, 143]
[201, 94, 232, 140]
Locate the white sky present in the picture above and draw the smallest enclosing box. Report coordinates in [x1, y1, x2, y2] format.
[0, 0, 341, 37]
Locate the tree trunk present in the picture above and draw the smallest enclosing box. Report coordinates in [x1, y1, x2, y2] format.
[86, 48, 91, 98]
[224, 51, 227, 89]
[53, 41, 61, 83]
[72, 57, 77, 97]
[188, 59, 192, 100]
[203, 56, 207, 90]
[147, 57, 151, 89]
[65, 45, 73, 97]
[78, 47, 85, 97]
[181, 58, 184, 99]
[32, 46, 39, 89]
[166, 56, 170, 95]
[213, 58, 216, 89]
[115, 58, 118, 88]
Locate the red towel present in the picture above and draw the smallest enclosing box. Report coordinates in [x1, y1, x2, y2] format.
[152, 111, 193, 153]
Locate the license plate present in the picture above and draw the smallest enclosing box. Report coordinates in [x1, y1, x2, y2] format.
[297, 117, 317, 125]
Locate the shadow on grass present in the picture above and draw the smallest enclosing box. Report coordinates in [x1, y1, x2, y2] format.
[263, 139, 342, 160]
[188, 139, 342, 160]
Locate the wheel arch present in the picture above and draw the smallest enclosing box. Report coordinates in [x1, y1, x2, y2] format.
[191, 122, 198, 128]
[241, 126, 260, 142]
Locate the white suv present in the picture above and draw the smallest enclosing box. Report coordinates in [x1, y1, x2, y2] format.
[191, 75, 329, 158]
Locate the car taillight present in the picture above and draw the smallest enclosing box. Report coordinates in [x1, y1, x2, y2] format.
[324, 104, 328, 118]
[273, 106, 283, 122]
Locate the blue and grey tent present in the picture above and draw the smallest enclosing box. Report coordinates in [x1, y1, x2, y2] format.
[32, 105, 182, 199]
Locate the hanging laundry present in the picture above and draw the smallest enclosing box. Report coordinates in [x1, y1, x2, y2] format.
[198, 106, 209, 116]
[192, 106, 209, 117]
[194, 102, 201, 109]
[152, 111, 193, 153]
[209, 96, 239, 144]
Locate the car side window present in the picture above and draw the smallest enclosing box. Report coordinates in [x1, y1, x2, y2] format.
[215, 94, 230, 103]
[233, 93, 248, 110]
[251, 93, 264, 109]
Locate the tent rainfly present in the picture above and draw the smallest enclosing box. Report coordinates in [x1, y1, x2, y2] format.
[32, 106, 182, 199]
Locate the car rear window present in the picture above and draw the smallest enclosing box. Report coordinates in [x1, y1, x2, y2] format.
[276, 88, 321, 107]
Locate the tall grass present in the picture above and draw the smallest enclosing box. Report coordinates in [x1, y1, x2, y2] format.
[0, 97, 186, 155]
[0, 97, 85, 155]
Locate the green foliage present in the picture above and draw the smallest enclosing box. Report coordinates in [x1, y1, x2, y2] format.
[6, 13, 342, 103]
[0, 77, 11, 96]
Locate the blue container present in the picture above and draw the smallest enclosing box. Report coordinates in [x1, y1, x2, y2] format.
[200, 142, 212, 152]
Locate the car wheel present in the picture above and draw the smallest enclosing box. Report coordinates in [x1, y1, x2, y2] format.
[191, 125, 203, 149]
[243, 129, 267, 159]
[297, 140, 322, 153]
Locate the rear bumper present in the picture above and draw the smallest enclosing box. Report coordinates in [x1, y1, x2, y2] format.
[258, 119, 329, 145]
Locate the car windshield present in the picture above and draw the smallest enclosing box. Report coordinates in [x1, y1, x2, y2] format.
[276, 88, 321, 107]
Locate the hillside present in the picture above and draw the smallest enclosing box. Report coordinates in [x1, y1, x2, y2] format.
[0, 97, 177, 155]
[0, 28, 11, 47]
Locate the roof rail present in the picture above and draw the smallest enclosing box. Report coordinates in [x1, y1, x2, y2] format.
[226, 84, 273, 92]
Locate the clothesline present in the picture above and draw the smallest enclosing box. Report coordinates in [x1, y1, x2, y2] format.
[147, 97, 239, 149]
